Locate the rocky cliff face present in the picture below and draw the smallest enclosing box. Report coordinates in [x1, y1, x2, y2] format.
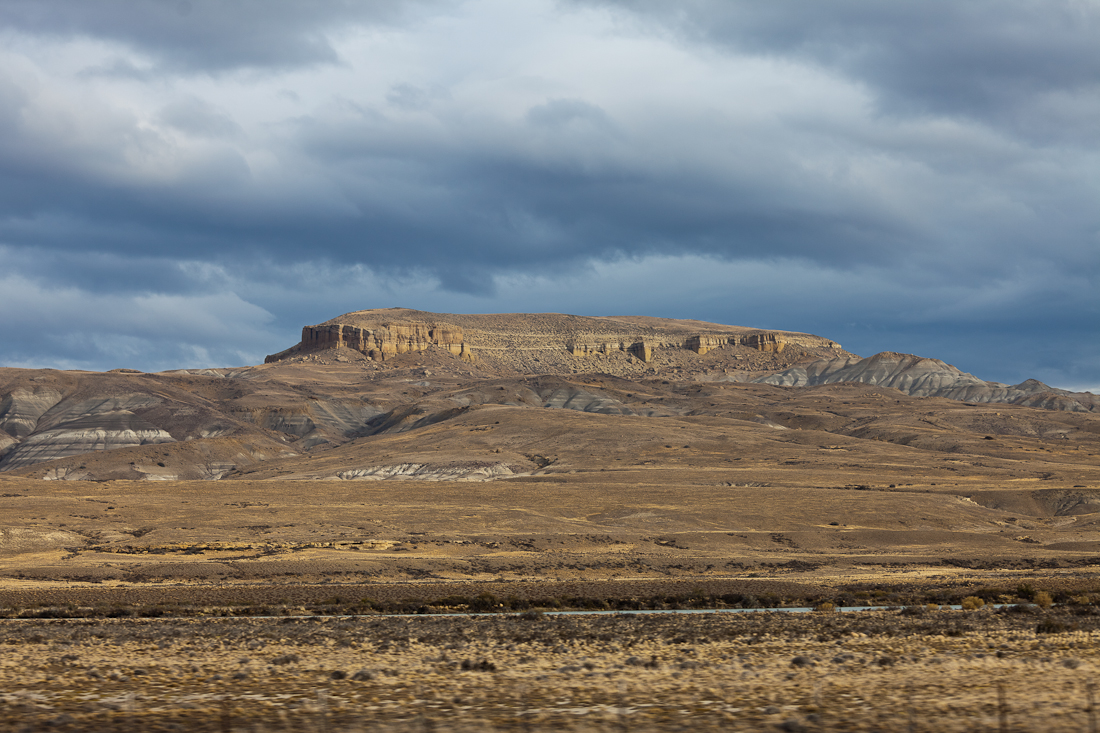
[267, 321, 474, 363]
[685, 335, 726, 355]
[265, 308, 844, 368]
[744, 333, 787, 353]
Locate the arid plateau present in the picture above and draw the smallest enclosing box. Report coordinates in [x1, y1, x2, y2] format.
[2, 309, 1100, 731]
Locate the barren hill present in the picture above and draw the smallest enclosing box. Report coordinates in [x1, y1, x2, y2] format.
[759, 352, 1100, 412]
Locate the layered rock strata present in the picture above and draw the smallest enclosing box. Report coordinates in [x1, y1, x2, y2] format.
[0, 392, 182, 470]
[266, 322, 474, 363]
[265, 309, 843, 365]
[0, 370, 373, 474]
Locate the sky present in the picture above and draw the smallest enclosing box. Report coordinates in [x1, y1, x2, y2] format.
[0, 0, 1097, 391]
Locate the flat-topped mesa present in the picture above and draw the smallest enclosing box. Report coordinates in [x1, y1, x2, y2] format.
[264, 308, 845, 367]
[266, 321, 474, 363]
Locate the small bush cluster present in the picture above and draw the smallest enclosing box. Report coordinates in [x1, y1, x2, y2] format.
[1036, 619, 1074, 634]
[459, 658, 496, 672]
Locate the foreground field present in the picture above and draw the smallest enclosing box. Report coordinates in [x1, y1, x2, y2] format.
[4, 474, 1100, 732]
[2, 608, 1100, 732]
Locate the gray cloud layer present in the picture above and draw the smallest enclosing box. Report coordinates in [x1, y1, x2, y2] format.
[0, 0, 438, 72]
[591, 1, 1100, 131]
[0, 0, 1096, 389]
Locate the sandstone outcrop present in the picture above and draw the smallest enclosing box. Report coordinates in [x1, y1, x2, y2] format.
[744, 333, 786, 353]
[266, 321, 474, 363]
[685, 335, 726, 355]
[264, 308, 844, 369]
[628, 340, 654, 362]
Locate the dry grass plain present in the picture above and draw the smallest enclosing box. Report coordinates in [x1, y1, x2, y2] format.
[4, 447, 1100, 731]
[5, 609, 1100, 732]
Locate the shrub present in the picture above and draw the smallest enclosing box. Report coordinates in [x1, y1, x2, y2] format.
[459, 658, 496, 672]
[1034, 591, 1053, 609]
[469, 593, 499, 613]
[814, 602, 836, 613]
[960, 596, 985, 610]
[1036, 619, 1073, 634]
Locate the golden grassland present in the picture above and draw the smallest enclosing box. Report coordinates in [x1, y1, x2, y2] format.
[3, 608, 1100, 732]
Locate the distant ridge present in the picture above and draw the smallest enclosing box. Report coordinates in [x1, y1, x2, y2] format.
[758, 352, 1099, 412]
[261, 309, 1099, 412]
[1, 309, 1098, 480]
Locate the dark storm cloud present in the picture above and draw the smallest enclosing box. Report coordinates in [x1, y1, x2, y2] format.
[0, 247, 201, 297]
[0, 0, 1087, 280]
[0, 250, 277, 372]
[0, 0, 443, 73]
[0, 74, 906, 289]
